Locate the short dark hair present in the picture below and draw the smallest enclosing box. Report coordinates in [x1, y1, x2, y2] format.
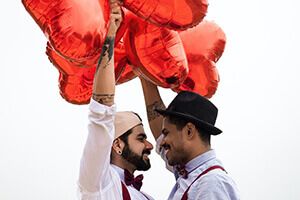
[167, 115, 211, 145]
[118, 128, 132, 144]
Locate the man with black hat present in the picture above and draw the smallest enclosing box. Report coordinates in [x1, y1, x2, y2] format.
[140, 78, 240, 199]
[78, 2, 154, 199]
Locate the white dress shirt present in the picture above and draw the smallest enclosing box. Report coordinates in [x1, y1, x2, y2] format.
[156, 135, 240, 200]
[78, 99, 153, 200]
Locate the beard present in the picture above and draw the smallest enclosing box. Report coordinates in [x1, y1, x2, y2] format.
[121, 144, 151, 171]
[163, 144, 186, 167]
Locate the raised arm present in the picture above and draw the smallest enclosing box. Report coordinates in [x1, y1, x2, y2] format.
[78, 2, 122, 197]
[92, 1, 122, 106]
[141, 78, 176, 173]
[140, 78, 166, 140]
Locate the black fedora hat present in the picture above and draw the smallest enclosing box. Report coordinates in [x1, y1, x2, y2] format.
[155, 91, 222, 135]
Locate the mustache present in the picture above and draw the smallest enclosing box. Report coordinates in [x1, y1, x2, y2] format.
[142, 149, 151, 155]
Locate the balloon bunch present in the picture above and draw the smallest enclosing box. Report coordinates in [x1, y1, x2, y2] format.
[22, 0, 226, 104]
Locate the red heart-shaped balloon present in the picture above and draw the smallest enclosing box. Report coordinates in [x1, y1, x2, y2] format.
[179, 20, 226, 63]
[174, 57, 219, 98]
[124, 13, 188, 88]
[46, 38, 136, 104]
[123, 0, 208, 30]
[46, 43, 95, 104]
[174, 20, 226, 98]
[23, 0, 110, 66]
[114, 38, 137, 84]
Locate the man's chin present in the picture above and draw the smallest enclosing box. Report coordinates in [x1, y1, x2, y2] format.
[144, 161, 151, 170]
[137, 160, 151, 171]
[167, 158, 176, 166]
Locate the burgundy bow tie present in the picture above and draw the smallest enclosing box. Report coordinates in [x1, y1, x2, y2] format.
[124, 170, 144, 191]
[176, 165, 188, 179]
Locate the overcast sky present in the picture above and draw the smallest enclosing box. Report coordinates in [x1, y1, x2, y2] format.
[1, 0, 300, 199]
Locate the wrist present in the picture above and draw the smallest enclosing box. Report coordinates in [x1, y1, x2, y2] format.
[106, 28, 117, 37]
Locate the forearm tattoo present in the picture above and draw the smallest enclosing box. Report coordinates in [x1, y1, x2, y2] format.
[92, 93, 115, 105]
[146, 101, 166, 121]
[96, 36, 115, 72]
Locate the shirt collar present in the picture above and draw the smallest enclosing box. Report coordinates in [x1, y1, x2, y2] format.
[185, 149, 216, 173]
[111, 164, 125, 181]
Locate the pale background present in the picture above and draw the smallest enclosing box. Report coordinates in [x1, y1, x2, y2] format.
[1, 0, 300, 199]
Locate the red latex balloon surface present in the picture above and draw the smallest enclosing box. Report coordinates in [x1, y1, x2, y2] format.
[125, 14, 188, 88]
[46, 43, 95, 104]
[46, 43, 96, 104]
[174, 20, 226, 98]
[23, 0, 227, 104]
[22, 0, 110, 65]
[46, 39, 136, 104]
[114, 39, 137, 84]
[116, 64, 137, 84]
[179, 20, 226, 63]
[123, 0, 208, 30]
[174, 57, 219, 98]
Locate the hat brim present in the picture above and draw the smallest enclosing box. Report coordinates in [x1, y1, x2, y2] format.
[155, 109, 222, 135]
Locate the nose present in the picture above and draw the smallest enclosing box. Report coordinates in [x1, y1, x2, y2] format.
[159, 135, 169, 151]
[160, 136, 166, 149]
[145, 140, 153, 150]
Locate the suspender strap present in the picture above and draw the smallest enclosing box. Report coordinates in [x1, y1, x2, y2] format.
[181, 165, 225, 200]
[121, 182, 150, 200]
[122, 182, 131, 200]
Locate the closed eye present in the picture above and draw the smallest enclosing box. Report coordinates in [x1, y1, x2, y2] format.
[137, 133, 147, 142]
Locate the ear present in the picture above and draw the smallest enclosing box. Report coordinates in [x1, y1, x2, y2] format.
[183, 122, 197, 140]
[112, 138, 125, 155]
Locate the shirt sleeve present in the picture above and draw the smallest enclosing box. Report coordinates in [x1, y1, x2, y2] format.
[78, 99, 116, 198]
